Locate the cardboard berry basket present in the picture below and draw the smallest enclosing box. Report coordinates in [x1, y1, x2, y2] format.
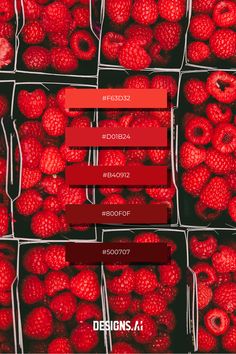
[101, 227, 193, 353]
[187, 229, 236, 353]
[16, 0, 99, 78]
[99, 0, 190, 71]
[176, 70, 236, 229]
[17, 240, 109, 354]
[185, 0, 236, 70]
[11, 81, 97, 241]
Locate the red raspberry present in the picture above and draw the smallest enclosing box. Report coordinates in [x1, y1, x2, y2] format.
[99, 187, 123, 195]
[102, 32, 125, 61]
[214, 282, 236, 313]
[197, 283, 213, 309]
[21, 275, 45, 304]
[212, 123, 236, 153]
[21, 168, 41, 190]
[189, 233, 217, 259]
[44, 271, 69, 297]
[118, 39, 151, 70]
[127, 193, 146, 204]
[131, 313, 157, 344]
[148, 149, 169, 164]
[42, 108, 67, 137]
[106, 0, 132, 24]
[205, 148, 233, 174]
[111, 342, 139, 353]
[187, 41, 210, 63]
[131, 115, 160, 128]
[71, 323, 98, 353]
[75, 302, 102, 322]
[22, 46, 50, 71]
[50, 291, 76, 321]
[99, 149, 126, 166]
[222, 326, 236, 352]
[158, 0, 185, 21]
[206, 102, 232, 124]
[123, 75, 150, 89]
[134, 268, 158, 295]
[51, 47, 78, 73]
[0, 258, 15, 291]
[142, 291, 167, 316]
[125, 24, 153, 46]
[70, 116, 91, 127]
[213, 0, 236, 27]
[0, 159, 6, 185]
[198, 327, 217, 352]
[210, 29, 236, 59]
[23, 307, 53, 340]
[126, 148, 146, 162]
[229, 196, 236, 221]
[189, 14, 215, 40]
[45, 245, 69, 270]
[70, 30, 96, 60]
[18, 121, 45, 141]
[72, 4, 89, 28]
[192, 262, 217, 286]
[134, 232, 160, 243]
[200, 176, 230, 211]
[131, 0, 158, 25]
[0, 291, 11, 306]
[56, 87, 82, 118]
[216, 273, 232, 287]
[48, 338, 72, 354]
[41, 176, 64, 195]
[109, 294, 131, 314]
[192, 0, 218, 13]
[206, 71, 236, 104]
[0, 0, 15, 21]
[101, 194, 126, 204]
[22, 21, 45, 44]
[105, 264, 128, 272]
[148, 333, 171, 353]
[150, 75, 177, 98]
[184, 79, 209, 105]
[60, 144, 87, 163]
[0, 22, 14, 40]
[61, 0, 78, 6]
[16, 189, 43, 216]
[48, 32, 69, 47]
[57, 184, 86, 209]
[204, 308, 230, 336]
[145, 182, 176, 201]
[39, 147, 65, 175]
[185, 116, 213, 145]
[70, 269, 100, 301]
[23, 0, 41, 20]
[180, 142, 206, 169]
[43, 196, 61, 213]
[0, 95, 9, 117]
[18, 137, 43, 169]
[107, 267, 135, 295]
[195, 200, 222, 221]
[157, 309, 176, 331]
[42, 1, 71, 33]
[0, 205, 8, 237]
[0, 309, 12, 331]
[153, 22, 181, 51]
[23, 246, 48, 274]
[0, 38, 14, 69]
[158, 260, 181, 286]
[17, 88, 47, 119]
[31, 210, 60, 238]
[212, 246, 236, 273]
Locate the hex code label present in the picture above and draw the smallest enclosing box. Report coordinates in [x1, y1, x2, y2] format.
[102, 95, 131, 102]
[102, 210, 131, 217]
[102, 248, 131, 256]
[102, 172, 130, 179]
[101, 133, 131, 140]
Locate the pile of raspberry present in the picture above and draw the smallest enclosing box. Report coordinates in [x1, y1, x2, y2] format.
[0, 242, 17, 353]
[0, 94, 10, 237]
[20, 0, 97, 74]
[20, 243, 103, 353]
[187, 0, 236, 65]
[180, 71, 236, 223]
[189, 233, 236, 353]
[14, 86, 92, 239]
[0, 0, 15, 70]
[105, 231, 182, 354]
[101, 0, 186, 70]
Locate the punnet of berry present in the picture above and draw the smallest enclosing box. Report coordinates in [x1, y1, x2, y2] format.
[189, 231, 236, 353]
[13, 84, 95, 239]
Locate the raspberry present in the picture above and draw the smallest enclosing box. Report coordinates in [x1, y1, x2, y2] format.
[180, 142, 206, 169]
[101, 194, 126, 204]
[51, 47, 78, 73]
[106, 0, 132, 24]
[31, 210, 61, 238]
[118, 39, 151, 70]
[210, 29, 236, 59]
[45, 245, 69, 270]
[214, 282, 236, 313]
[70, 115, 91, 126]
[198, 327, 217, 352]
[134, 232, 160, 243]
[131, 0, 158, 25]
[42, 1, 71, 33]
[195, 200, 222, 221]
[197, 283, 213, 309]
[43, 196, 61, 213]
[151, 75, 177, 98]
[0, 38, 14, 69]
[229, 197, 236, 222]
[206, 102, 232, 124]
[57, 184, 86, 209]
[134, 268, 158, 295]
[42, 108, 67, 137]
[72, 5, 89, 28]
[75, 302, 102, 322]
[71, 323, 98, 353]
[70, 269, 100, 301]
[216, 273, 232, 287]
[102, 32, 125, 61]
[185, 117, 213, 145]
[109, 294, 131, 314]
[212, 123, 236, 153]
[22, 46, 50, 71]
[22, 21, 45, 44]
[111, 342, 138, 353]
[126, 148, 146, 162]
[21, 168, 41, 190]
[0, 258, 15, 291]
[48, 32, 69, 46]
[23, 307, 53, 340]
[142, 291, 167, 316]
[56, 87, 83, 118]
[18, 137, 43, 169]
[21, 275, 45, 304]
[189, 14, 215, 41]
[23, 0, 41, 20]
[16, 189, 43, 216]
[204, 308, 230, 336]
[41, 176, 64, 195]
[148, 149, 169, 164]
[222, 326, 236, 352]
[192, 262, 217, 285]
[0, 159, 6, 185]
[99, 149, 126, 166]
[189, 234, 217, 259]
[0, 309, 13, 331]
[125, 24, 153, 46]
[44, 271, 70, 296]
[192, 0, 218, 13]
[0, 291, 11, 306]
[23, 246, 48, 274]
[0, 23, 14, 40]
[213, 0, 236, 27]
[124, 75, 150, 89]
[145, 182, 176, 201]
[158, 0, 185, 21]
[0, 95, 9, 117]
[131, 314, 157, 344]
[205, 148, 233, 174]
[18, 121, 45, 141]
[212, 246, 236, 273]
[50, 291, 77, 321]
[187, 41, 210, 63]
[17, 88, 47, 119]
[206, 71, 236, 104]
[0, 205, 8, 237]
[107, 267, 135, 295]
[131, 115, 160, 128]
[48, 338, 72, 354]
[127, 193, 146, 204]
[39, 147, 65, 175]
[70, 30, 96, 60]
[60, 144, 87, 163]
[0, 0, 14, 21]
[99, 187, 123, 195]
[158, 260, 181, 286]
[184, 79, 209, 105]
[200, 176, 230, 211]
[153, 22, 181, 51]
